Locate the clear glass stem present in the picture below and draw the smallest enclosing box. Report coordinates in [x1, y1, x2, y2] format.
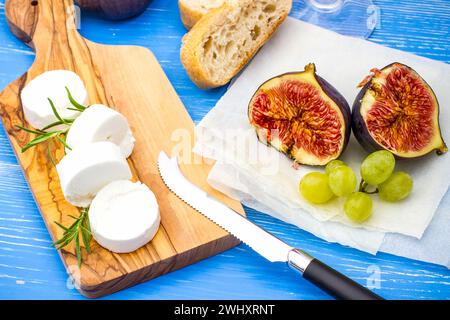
[307, 0, 345, 13]
[293, 0, 377, 39]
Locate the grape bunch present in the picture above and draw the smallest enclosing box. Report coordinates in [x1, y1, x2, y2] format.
[299, 150, 413, 223]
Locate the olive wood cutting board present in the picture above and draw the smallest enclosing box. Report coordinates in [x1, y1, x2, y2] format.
[0, 0, 243, 298]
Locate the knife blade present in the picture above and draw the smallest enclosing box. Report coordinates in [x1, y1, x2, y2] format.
[157, 151, 383, 300]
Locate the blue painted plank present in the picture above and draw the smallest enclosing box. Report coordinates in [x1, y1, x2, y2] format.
[0, 0, 449, 300]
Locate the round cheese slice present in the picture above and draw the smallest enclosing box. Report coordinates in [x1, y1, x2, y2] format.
[65, 104, 135, 158]
[20, 70, 88, 130]
[56, 141, 132, 207]
[89, 180, 160, 253]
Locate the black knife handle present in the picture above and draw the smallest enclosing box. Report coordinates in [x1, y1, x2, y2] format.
[287, 249, 383, 300]
[303, 259, 383, 300]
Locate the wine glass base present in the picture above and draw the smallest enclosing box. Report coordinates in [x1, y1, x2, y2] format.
[292, 0, 378, 39]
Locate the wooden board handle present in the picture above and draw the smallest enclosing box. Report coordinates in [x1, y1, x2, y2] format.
[6, 0, 79, 51]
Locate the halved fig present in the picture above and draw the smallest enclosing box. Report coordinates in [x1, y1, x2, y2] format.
[352, 62, 447, 158]
[248, 63, 351, 166]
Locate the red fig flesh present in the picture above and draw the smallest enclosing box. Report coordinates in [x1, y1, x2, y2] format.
[248, 64, 351, 166]
[352, 63, 447, 158]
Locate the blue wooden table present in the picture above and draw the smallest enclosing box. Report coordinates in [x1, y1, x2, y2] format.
[0, 0, 449, 300]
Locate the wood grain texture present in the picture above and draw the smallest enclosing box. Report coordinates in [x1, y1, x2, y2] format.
[0, 0, 242, 298]
[0, 0, 449, 300]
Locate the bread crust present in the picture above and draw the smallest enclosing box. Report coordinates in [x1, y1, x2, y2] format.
[180, 1, 292, 89]
[178, 0, 205, 30]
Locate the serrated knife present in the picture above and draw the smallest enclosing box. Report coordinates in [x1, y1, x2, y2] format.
[157, 151, 382, 300]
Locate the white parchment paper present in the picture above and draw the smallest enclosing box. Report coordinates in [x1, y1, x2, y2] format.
[193, 18, 450, 267]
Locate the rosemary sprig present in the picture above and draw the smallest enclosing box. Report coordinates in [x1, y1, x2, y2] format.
[16, 88, 86, 164]
[16, 98, 71, 162]
[48, 98, 69, 124]
[65, 86, 87, 111]
[53, 207, 92, 267]
[19, 130, 60, 153]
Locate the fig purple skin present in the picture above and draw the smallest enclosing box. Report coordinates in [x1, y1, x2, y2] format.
[352, 80, 379, 154]
[316, 75, 352, 152]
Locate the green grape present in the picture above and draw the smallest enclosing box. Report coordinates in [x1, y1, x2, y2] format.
[299, 172, 334, 204]
[378, 171, 413, 202]
[325, 159, 346, 175]
[328, 166, 357, 197]
[360, 150, 395, 185]
[344, 192, 373, 223]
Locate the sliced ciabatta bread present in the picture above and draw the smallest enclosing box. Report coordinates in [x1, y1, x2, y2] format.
[178, 0, 226, 30]
[181, 0, 292, 89]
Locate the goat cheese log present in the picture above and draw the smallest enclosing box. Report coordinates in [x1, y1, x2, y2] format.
[20, 70, 88, 130]
[56, 141, 132, 207]
[89, 180, 160, 253]
[65, 104, 135, 158]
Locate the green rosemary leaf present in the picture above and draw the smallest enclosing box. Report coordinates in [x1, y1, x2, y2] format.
[53, 207, 92, 265]
[41, 121, 65, 131]
[15, 125, 44, 135]
[67, 108, 81, 112]
[81, 225, 92, 254]
[80, 224, 91, 236]
[52, 234, 69, 246]
[65, 86, 87, 111]
[21, 132, 58, 152]
[54, 220, 69, 232]
[75, 233, 82, 267]
[52, 231, 76, 247]
[57, 134, 72, 151]
[28, 132, 57, 143]
[48, 98, 67, 124]
[65, 223, 81, 237]
[55, 235, 77, 251]
[21, 143, 37, 153]
[47, 141, 56, 166]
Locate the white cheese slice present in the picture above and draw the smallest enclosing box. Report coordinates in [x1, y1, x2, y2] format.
[56, 141, 132, 207]
[65, 104, 135, 158]
[20, 70, 88, 130]
[89, 180, 160, 253]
